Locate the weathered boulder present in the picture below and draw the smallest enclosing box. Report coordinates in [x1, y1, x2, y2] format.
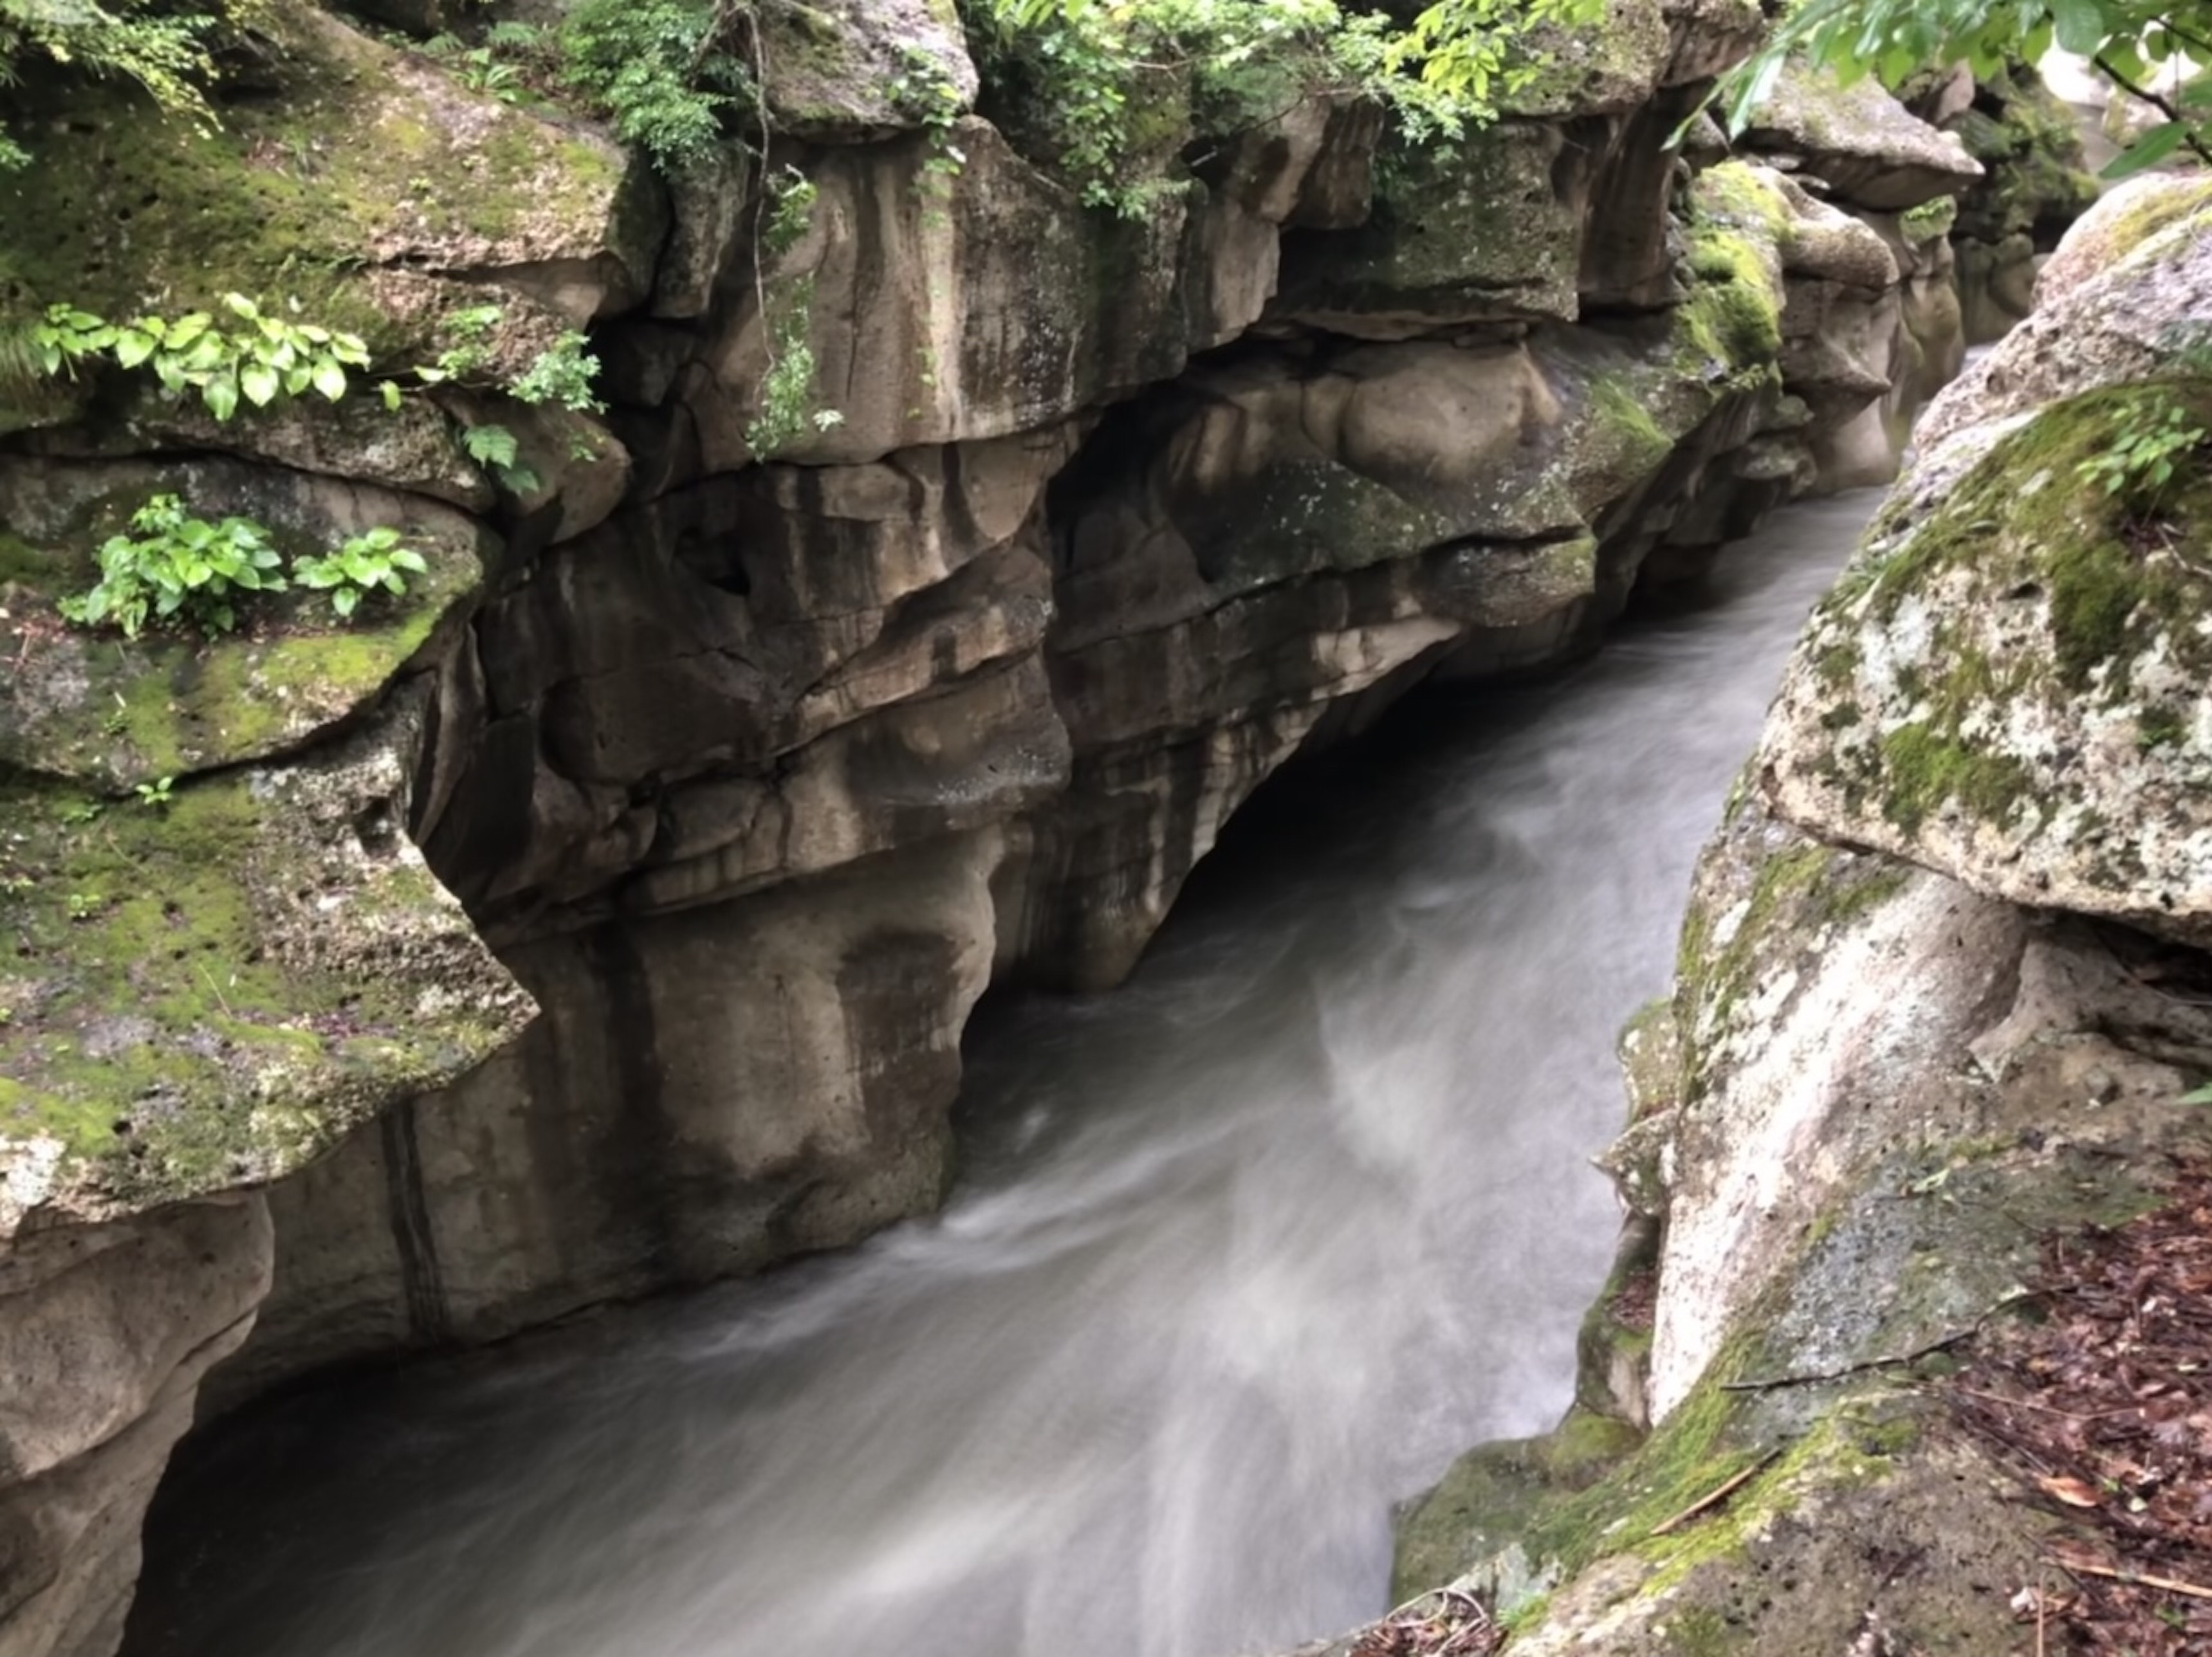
[0, 690, 528, 1232]
[215, 826, 1006, 1398]
[1737, 60, 1984, 213]
[416, 425, 1073, 926]
[682, 120, 1190, 469]
[757, 0, 980, 142]
[1271, 121, 1603, 335]
[1005, 185, 1797, 984]
[1359, 791, 2212, 1654]
[1918, 167, 2212, 448]
[1759, 188, 2212, 945]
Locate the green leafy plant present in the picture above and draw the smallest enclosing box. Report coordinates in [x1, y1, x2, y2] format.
[555, 0, 753, 173]
[745, 297, 825, 457]
[2077, 392, 2207, 518]
[458, 421, 542, 493]
[961, 0, 1596, 216]
[133, 776, 175, 808]
[291, 527, 430, 619]
[29, 294, 371, 419]
[889, 44, 968, 212]
[408, 303, 506, 394]
[422, 32, 527, 102]
[0, 0, 240, 169]
[510, 330, 604, 412]
[761, 165, 819, 258]
[59, 494, 286, 638]
[486, 19, 547, 54]
[30, 306, 117, 376]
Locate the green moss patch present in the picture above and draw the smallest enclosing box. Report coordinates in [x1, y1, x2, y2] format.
[1677, 165, 1789, 391]
[0, 744, 526, 1217]
[1800, 381, 2212, 837]
[0, 0, 647, 367]
[0, 475, 488, 791]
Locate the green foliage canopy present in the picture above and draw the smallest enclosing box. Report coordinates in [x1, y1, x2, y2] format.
[962, 0, 1603, 215]
[1721, 0, 2212, 175]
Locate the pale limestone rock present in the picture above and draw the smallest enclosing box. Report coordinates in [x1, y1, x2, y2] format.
[1919, 170, 2212, 450]
[0, 1197, 271, 1657]
[1648, 804, 2023, 1414]
[1741, 60, 1984, 212]
[217, 829, 1006, 1399]
[1758, 195, 2212, 944]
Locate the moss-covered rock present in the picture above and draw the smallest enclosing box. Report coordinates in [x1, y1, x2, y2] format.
[758, 0, 979, 141]
[1918, 172, 2212, 455]
[0, 0, 662, 409]
[1944, 66, 2100, 342]
[1946, 66, 2100, 250]
[0, 454, 491, 791]
[1377, 785, 2212, 1656]
[1760, 380, 2212, 948]
[0, 686, 530, 1229]
[1738, 61, 1983, 213]
[1273, 122, 1587, 333]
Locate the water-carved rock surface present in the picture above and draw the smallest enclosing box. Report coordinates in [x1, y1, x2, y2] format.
[0, 2, 2013, 1650]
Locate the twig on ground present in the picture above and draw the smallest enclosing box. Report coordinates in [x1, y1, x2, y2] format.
[1648, 1446, 1784, 1537]
[2050, 1553, 2212, 1603]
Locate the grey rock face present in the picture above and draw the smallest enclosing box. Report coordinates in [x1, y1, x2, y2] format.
[0, 1198, 272, 1657]
[0, 3, 2032, 1649]
[1757, 182, 2212, 942]
[1738, 60, 1984, 212]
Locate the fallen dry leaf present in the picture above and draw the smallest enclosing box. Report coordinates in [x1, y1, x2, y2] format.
[2040, 1474, 2105, 1508]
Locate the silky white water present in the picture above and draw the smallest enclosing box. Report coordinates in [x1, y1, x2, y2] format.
[129, 493, 1877, 1657]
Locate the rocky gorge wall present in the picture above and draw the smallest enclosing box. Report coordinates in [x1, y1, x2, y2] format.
[1358, 168, 2212, 1656]
[0, 4, 2029, 1651]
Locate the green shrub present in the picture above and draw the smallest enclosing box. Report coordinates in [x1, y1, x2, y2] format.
[555, 0, 752, 172]
[59, 494, 287, 639]
[959, 0, 1598, 217]
[510, 330, 604, 413]
[291, 527, 430, 619]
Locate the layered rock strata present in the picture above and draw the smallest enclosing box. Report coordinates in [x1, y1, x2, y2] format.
[0, 3, 2002, 1649]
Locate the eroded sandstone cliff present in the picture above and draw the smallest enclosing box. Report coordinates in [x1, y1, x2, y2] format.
[0, 2, 1998, 1649]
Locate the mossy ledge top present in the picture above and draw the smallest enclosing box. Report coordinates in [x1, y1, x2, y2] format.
[0, 685, 531, 1233]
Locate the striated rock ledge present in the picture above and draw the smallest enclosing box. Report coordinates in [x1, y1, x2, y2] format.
[1360, 172, 2212, 1656]
[0, 1, 2010, 1649]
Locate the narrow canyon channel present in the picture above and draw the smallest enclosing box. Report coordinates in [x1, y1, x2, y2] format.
[126, 492, 1880, 1657]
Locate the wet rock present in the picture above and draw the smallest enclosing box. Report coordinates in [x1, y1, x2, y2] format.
[1942, 67, 2101, 343]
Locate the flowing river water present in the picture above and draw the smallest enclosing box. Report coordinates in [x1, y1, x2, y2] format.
[127, 492, 1879, 1657]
